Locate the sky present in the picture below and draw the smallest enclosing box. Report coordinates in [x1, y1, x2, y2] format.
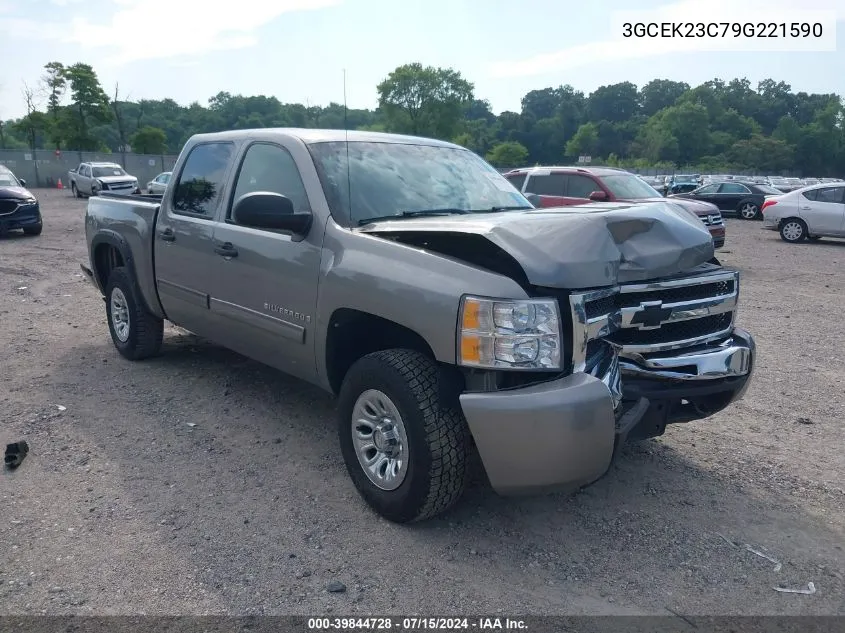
[0, 0, 843, 121]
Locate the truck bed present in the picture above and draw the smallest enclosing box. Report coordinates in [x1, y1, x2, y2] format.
[85, 192, 165, 319]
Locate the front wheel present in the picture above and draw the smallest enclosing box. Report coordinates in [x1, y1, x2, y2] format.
[105, 266, 164, 360]
[779, 218, 807, 243]
[738, 201, 760, 220]
[337, 349, 471, 523]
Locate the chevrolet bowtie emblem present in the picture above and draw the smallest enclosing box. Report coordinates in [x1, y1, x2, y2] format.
[630, 301, 673, 329]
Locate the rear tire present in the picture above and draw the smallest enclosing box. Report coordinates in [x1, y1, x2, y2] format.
[104, 266, 163, 360]
[72, 183, 81, 199]
[738, 201, 760, 220]
[337, 349, 470, 523]
[779, 218, 807, 243]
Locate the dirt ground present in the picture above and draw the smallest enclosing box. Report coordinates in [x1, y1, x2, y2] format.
[1, 189, 843, 617]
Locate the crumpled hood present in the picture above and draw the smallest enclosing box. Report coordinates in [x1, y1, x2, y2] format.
[0, 186, 35, 199]
[358, 201, 715, 289]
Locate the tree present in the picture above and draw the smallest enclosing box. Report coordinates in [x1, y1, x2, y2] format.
[565, 122, 599, 157]
[130, 126, 167, 154]
[726, 135, 793, 173]
[376, 63, 474, 139]
[485, 141, 528, 167]
[64, 63, 113, 150]
[640, 79, 689, 117]
[16, 82, 46, 152]
[658, 103, 711, 165]
[588, 82, 640, 123]
[41, 61, 67, 149]
[112, 83, 131, 159]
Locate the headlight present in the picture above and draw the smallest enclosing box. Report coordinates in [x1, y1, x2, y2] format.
[458, 296, 561, 370]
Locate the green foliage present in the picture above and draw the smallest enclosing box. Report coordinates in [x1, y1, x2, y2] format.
[486, 141, 528, 167]
[2, 61, 843, 176]
[131, 126, 167, 154]
[376, 63, 474, 139]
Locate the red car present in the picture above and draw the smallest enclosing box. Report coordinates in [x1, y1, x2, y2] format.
[503, 166, 726, 249]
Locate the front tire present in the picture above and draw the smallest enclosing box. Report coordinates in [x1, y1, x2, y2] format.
[738, 201, 760, 220]
[337, 349, 470, 523]
[779, 218, 807, 243]
[104, 266, 163, 360]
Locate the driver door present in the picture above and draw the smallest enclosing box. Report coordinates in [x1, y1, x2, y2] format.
[207, 141, 323, 382]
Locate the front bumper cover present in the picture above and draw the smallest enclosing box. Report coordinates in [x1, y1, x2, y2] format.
[0, 201, 41, 232]
[459, 327, 755, 496]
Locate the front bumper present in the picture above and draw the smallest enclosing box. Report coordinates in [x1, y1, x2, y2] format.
[459, 327, 755, 496]
[0, 202, 41, 233]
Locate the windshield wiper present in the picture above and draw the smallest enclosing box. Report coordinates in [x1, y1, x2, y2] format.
[486, 205, 534, 211]
[358, 208, 470, 226]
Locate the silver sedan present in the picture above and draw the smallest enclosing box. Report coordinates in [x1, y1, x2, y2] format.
[146, 171, 172, 195]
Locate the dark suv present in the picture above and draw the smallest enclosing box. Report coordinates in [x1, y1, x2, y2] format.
[503, 166, 725, 249]
[0, 165, 42, 236]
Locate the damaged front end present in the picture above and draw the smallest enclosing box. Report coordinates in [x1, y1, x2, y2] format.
[568, 265, 755, 446]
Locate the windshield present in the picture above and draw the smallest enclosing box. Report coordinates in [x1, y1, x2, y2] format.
[602, 174, 661, 199]
[308, 141, 532, 225]
[673, 175, 698, 183]
[92, 166, 127, 178]
[0, 172, 20, 187]
[755, 184, 783, 195]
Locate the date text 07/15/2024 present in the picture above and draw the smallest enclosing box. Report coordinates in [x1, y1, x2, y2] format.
[306, 617, 528, 630]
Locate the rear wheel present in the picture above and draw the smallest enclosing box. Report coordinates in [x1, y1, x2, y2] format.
[104, 266, 163, 360]
[72, 183, 81, 199]
[337, 349, 470, 523]
[779, 218, 807, 243]
[738, 201, 760, 220]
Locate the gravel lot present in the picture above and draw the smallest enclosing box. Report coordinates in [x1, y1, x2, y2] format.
[1, 190, 844, 617]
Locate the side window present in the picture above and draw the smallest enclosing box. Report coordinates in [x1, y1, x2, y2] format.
[567, 175, 600, 198]
[719, 183, 750, 194]
[697, 184, 720, 194]
[81, 165, 89, 177]
[505, 173, 527, 191]
[172, 143, 234, 217]
[525, 173, 567, 196]
[816, 186, 844, 204]
[230, 143, 310, 221]
[801, 189, 819, 201]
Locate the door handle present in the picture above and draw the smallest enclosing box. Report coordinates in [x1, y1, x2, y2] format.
[800, 206, 811, 210]
[159, 228, 175, 242]
[214, 243, 238, 258]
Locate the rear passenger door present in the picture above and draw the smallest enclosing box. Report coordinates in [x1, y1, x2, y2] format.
[524, 172, 572, 207]
[207, 140, 323, 381]
[154, 141, 236, 338]
[801, 186, 845, 235]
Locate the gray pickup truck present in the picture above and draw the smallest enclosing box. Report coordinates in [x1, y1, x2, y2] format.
[81, 129, 756, 523]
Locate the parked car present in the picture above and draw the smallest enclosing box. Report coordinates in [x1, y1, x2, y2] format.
[502, 166, 726, 248]
[0, 165, 42, 236]
[80, 128, 755, 523]
[68, 162, 140, 197]
[665, 174, 701, 196]
[671, 181, 783, 220]
[761, 181, 845, 242]
[146, 171, 172, 195]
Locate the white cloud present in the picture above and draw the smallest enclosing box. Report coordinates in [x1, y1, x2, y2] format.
[488, 0, 844, 78]
[1, 0, 343, 65]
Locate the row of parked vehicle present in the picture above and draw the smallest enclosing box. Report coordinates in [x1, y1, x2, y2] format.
[640, 173, 843, 197]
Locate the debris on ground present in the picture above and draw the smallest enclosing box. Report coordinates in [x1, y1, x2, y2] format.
[774, 582, 816, 595]
[326, 581, 347, 593]
[796, 417, 813, 425]
[56, 405, 66, 412]
[744, 544, 782, 572]
[5, 441, 29, 469]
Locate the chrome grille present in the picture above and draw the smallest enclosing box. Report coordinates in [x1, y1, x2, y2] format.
[569, 269, 739, 370]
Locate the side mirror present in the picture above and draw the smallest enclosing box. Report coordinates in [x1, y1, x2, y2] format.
[588, 190, 608, 201]
[19, 179, 26, 187]
[232, 192, 312, 236]
[524, 193, 541, 208]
